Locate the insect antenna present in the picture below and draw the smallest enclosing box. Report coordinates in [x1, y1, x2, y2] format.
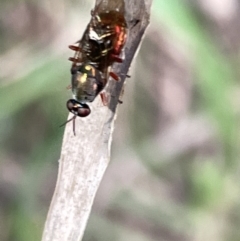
[59, 115, 77, 136]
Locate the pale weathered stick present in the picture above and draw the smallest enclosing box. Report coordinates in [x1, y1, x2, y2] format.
[41, 0, 152, 241]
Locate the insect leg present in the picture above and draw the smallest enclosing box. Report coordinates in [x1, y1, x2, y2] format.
[69, 45, 82, 51]
[66, 85, 72, 90]
[111, 54, 123, 63]
[100, 92, 108, 106]
[110, 72, 119, 81]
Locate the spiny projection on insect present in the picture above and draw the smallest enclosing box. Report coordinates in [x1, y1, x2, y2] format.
[64, 0, 127, 134]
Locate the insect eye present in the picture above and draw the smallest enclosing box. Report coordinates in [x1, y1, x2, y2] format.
[77, 104, 91, 117]
[66, 99, 91, 117]
[66, 99, 75, 111]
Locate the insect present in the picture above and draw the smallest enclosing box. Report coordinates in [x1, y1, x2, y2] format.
[64, 0, 127, 134]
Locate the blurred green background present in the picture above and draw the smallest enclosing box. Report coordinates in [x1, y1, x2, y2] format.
[1, 0, 240, 240]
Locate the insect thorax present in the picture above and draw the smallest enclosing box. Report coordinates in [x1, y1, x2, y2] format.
[71, 64, 105, 103]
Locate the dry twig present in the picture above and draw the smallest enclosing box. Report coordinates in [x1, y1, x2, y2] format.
[41, 0, 152, 240]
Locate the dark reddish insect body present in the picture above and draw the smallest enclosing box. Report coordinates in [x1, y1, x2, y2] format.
[64, 1, 127, 134]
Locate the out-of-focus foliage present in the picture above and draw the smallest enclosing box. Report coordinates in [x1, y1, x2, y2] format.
[1, 0, 240, 241]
